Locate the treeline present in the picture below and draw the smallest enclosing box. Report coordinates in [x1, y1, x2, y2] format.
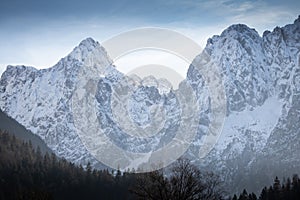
[0, 130, 136, 199]
[232, 175, 300, 200]
[2, 127, 299, 200]
[0, 130, 225, 200]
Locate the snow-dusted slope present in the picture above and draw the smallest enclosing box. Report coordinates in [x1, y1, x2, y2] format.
[1, 16, 300, 194]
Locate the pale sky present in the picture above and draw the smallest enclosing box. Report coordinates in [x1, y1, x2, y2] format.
[0, 0, 299, 77]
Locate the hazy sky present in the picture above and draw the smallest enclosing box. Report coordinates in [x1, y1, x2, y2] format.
[0, 0, 299, 76]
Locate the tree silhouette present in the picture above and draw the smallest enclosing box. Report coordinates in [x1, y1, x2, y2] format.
[233, 175, 300, 200]
[131, 158, 224, 200]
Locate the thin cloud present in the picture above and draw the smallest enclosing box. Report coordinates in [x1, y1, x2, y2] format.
[162, 0, 298, 33]
[228, 5, 297, 33]
[0, 0, 299, 76]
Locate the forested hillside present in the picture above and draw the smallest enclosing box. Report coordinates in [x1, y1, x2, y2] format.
[0, 110, 52, 154]
[0, 130, 136, 199]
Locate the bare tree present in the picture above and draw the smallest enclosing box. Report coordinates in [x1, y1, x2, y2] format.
[131, 158, 224, 200]
[130, 170, 170, 200]
[169, 158, 205, 200]
[200, 171, 224, 200]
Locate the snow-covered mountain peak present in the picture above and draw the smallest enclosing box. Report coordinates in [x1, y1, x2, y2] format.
[2, 65, 37, 77]
[78, 37, 97, 47]
[206, 23, 262, 56]
[0, 65, 38, 93]
[221, 24, 259, 37]
[190, 22, 269, 114]
[65, 37, 112, 70]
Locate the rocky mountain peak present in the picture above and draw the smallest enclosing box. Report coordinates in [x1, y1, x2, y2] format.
[205, 23, 262, 59]
[78, 37, 97, 48]
[1, 65, 36, 77]
[221, 23, 260, 39]
[64, 37, 112, 71]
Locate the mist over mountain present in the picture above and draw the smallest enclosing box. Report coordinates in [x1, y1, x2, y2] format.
[1, 16, 300, 194]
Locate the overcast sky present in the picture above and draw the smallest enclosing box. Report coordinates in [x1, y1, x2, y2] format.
[0, 0, 299, 76]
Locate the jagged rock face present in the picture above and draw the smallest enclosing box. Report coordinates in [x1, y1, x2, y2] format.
[188, 24, 269, 114]
[1, 17, 300, 194]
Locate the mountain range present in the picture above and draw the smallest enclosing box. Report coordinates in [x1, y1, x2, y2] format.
[1, 16, 300, 194]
